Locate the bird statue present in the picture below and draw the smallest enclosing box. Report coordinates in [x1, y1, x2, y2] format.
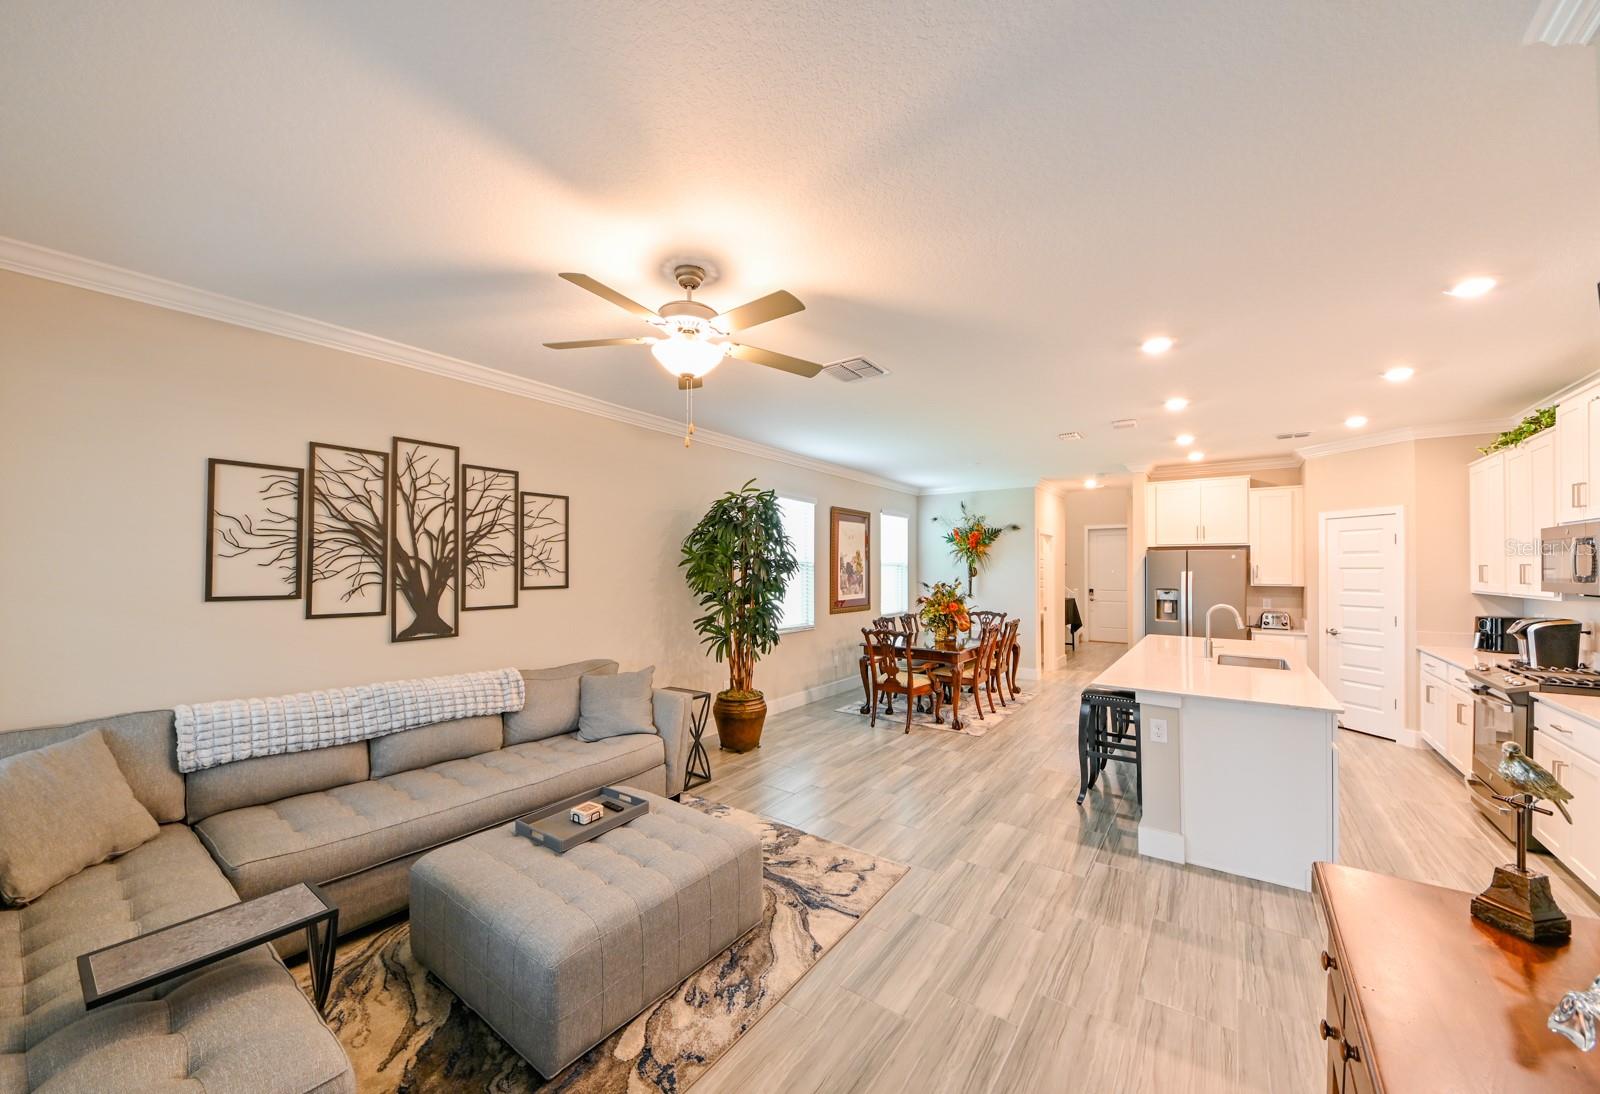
[1498, 742, 1574, 823]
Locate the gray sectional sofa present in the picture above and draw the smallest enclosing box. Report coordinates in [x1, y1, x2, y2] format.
[0, 659, 694, 1093]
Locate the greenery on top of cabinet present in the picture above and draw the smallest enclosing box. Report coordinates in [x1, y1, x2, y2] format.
[1478, 406, 1555, 455]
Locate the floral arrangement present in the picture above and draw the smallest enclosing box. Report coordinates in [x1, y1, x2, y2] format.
[932, 503, 1022, 592]
[1478, 406, 1555, 455]
[918, 580, 972, 636]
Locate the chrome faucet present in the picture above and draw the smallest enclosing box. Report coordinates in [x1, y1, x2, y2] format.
[1204, 603, 1246, 658]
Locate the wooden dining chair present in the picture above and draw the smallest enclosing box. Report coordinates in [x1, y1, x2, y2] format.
[971, 610, 1006, 633]
[982, 621, 1011, 707]
[862, 627, 941, 733]
[1005, 618, 1022, 697]
[996, 618, 1020, 701]
[930, 624, 1001, 719]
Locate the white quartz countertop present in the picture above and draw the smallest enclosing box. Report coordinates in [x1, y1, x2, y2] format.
[1531, 692, 1600, 726]
[1415, 645, 1516, 672]
[1091, 635, 1342, 713]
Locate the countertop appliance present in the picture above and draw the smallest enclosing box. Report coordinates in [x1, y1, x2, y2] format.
[1464, 661, 1600, 848]
[1541, 521, 1600, 596]
[1505, 617, 1583, 670]
[1145, 547, 1249, 641]
[1473, 614, 1522, 653]
[1257, 610, 1292, 630]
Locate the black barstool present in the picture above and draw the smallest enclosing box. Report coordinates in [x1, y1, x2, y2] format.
[1076, 687, 1141, 805]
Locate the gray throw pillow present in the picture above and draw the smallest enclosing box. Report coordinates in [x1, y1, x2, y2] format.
[0, 729, 160, 904]
[505, 660, 619, 744]
[578, 667, 656, 741]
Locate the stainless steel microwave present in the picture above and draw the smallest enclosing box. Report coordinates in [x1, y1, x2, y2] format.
[1542, 521, 1600, 596]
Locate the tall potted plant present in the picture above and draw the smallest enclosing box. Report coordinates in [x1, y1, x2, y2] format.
[680, 480, 799, 752]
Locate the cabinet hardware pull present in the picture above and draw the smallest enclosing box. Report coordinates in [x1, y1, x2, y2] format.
[1319, 1019, 1340, 1041]
[1319, 951, 1337, 971]
[1341, 1042, 1361, 1063]
[1457, 703, 1467, 724]
[1552, 721, 1572, 735]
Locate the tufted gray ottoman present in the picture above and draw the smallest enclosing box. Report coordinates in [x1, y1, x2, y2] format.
[409, 788, 764, 1078]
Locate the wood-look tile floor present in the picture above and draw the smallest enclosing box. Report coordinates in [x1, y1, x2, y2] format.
[692, 643, 1600, 1094]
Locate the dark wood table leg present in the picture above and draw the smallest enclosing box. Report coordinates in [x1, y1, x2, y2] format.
[948, 659, 965, 731]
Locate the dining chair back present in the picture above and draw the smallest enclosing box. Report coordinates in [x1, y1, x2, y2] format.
[861, 627, 941, 733]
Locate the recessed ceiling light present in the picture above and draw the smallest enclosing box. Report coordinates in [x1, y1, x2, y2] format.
[1141, 336, 1174, 356]
[1175, 433, 1195, 446]
[1187, 450, 1205, 462]
[1382, 365, 1415, 383]
[1164, 397, 1189, 412]
[1445, 276, 1497, 299]
[1084, 477, 1100, 489]
[1345, 415, 1368, 429]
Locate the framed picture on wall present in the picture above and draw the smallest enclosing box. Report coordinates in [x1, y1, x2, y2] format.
[520, 491, 569, 590]
[829, 506, 871, 613]
[390, 436, 461, 642]
[204, 458, 303, 601]
[461, 465, 519, 610]
[305, 442, 388, 618]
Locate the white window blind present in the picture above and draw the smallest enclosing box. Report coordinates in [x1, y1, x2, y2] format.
[880, 513, 910, 614]
[777, 497, 815, 630]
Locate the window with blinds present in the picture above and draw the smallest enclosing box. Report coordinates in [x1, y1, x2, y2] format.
[880, 512, 910, 614]
[777, 496, 815, 630]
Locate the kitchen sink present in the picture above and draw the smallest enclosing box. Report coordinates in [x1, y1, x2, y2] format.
[1216, 654, 1291, 671]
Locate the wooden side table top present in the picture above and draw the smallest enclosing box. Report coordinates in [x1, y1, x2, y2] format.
[1314, 862, 1600, 1092]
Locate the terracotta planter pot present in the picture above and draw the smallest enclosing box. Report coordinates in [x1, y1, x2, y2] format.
[713, 692, 767, 753]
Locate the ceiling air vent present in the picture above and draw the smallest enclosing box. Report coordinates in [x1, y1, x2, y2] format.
[1112, 418, 1138, 430]
[1275, 431, 1312, 440]
[1058, 431, 1085, 441]
[822, 357, 888, 382]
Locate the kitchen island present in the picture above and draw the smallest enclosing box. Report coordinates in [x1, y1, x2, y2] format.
[1089, 634, 1343, 890]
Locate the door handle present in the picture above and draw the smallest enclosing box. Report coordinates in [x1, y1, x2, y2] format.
[1325, 627, 1340, 636]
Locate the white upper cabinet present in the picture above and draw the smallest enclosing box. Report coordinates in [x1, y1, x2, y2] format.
[1504, 431, 1558, 600]
[1146, 477, 1250, 547]
[1555, 384, 1598, 525]
[1468, 452, 1506, 594]
[1248, 486, 1303, 586]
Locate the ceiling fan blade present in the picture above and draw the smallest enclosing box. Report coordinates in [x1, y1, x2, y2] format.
[713, 290, 805, 333]
[542, 337, 652, 349]
[726, 342, 824, 378]
[558, 273, 659, 320]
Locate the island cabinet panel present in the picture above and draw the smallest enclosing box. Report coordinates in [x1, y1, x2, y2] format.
[1313, 862, 1600, 1093]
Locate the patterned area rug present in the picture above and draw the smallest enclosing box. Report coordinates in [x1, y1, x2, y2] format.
[834, 684, 1032, 737]
[293, 798, 906, 1093]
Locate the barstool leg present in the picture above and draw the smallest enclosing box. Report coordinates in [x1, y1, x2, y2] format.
[1076, 695, 1094, 804]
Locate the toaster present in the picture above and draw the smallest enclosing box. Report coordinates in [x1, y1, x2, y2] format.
[1258, 611, 1292, 631]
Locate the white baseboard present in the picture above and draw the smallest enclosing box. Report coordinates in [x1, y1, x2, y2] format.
[1396, 727, 1422, 749]
[1138, 825, 1186, 864]
[768, 674, 859, 716]
[1018, 667, 1042, 682]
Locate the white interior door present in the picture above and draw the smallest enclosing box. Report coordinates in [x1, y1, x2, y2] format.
[1086, 527, 1129, 642]
[1319, 510, 1404, 740]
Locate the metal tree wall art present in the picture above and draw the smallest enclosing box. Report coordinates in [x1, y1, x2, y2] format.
[305, 442, 388, 618]
[390, 437, 461, 641]
[205, 458, 302, 601]
[462, 465, 519, 610]
[520, 491, 569, 590]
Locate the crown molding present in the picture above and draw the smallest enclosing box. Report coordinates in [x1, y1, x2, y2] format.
[1139, 454, 1303, 478]
[1522, 369, 1600, 416]
[1524, 0, 1600, 44]
[1294, 419, 1509, 460]
[918, 480, 1042, 497]
[0, 235, 920, 496]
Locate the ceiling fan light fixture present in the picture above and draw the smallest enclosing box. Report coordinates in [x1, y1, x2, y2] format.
[650, 333, 726, 378]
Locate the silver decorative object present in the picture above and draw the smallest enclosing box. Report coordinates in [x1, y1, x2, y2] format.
[1550, 976, 1600, 1052]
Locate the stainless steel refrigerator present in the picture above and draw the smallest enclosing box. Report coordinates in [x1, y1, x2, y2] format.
[1145, 547, 1250, 639]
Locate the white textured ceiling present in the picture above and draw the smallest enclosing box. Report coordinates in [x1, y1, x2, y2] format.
[2, 1, 1598, 489]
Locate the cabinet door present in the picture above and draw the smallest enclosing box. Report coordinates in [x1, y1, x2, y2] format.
[1534, 729, 1599, 889]
[1526, 433, 1558, 599]
[1198, 478, 1249, 544]
[1419, 663, 1446, 754]
[1152, 481, 1203, 546]
[1446, 685, 1474, 774]
[1556, 393, 1590, 524]
[1504, 446, 1534, 595]
[1532, 729, 1570, 863]
[1248, 487, 1302, 586]
[1468, 455, 1505, 594]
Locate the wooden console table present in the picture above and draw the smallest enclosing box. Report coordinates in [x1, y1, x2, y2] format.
[1313, 861, 1600, 1092]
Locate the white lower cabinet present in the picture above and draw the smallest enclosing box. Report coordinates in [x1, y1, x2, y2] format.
[1250, 629, 1308, 657]
[1445, 682, 1474, 775]
[1532, 703, 1600, 891]
[1419, 656, 1448, 756]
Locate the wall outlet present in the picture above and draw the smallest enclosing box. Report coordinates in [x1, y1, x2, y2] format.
[1149, 717, 1169, 744]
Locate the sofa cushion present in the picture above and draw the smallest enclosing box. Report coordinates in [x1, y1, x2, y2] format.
[505, 660, 619, 745]
[0, 825, 353, 1093]
[195, 732, 666, 900]
[0, 731, 160, 905]
[0, 710, 184, 824]
[578, 667, 656, 742]
[185, 742, 370, 824]
[368, 714, 502, 780]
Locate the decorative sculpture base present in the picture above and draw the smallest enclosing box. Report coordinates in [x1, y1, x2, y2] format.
[1472, 864, 1572, 945]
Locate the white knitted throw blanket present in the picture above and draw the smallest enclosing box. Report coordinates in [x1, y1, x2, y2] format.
[173, 667, 526, 773]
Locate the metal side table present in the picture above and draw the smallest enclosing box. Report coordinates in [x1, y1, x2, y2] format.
[664, 687, 713, 791]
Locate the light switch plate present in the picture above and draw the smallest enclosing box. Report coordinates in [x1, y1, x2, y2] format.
[1149, 717, 1169, 743]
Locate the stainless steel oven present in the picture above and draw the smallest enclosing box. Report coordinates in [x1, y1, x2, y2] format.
[1464, 668, 1546, 851]
[1542, 520, 1600, 596]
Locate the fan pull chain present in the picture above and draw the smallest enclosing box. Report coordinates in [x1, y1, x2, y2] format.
[683, 382, 695, 447]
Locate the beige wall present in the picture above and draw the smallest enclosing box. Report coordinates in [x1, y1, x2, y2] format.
[919, 488, 1038, 671]
[0, 271, 920, 730]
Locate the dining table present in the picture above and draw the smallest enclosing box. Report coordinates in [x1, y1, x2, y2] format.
[857, 629, 987, 731]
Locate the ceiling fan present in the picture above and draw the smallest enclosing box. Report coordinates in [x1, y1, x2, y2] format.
[543, 264, 823, 389]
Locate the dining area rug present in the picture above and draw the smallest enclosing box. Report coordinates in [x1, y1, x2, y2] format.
[292, 798, 906, 1093]
[836, 686, 1032, 737]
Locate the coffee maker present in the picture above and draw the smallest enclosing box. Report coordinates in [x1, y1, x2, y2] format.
[1473, 615, 1522, 654]
[1505, 618, 1584, 670]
